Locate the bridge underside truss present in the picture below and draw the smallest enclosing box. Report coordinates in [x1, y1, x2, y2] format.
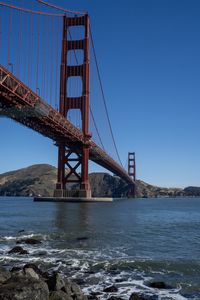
[0, 65, 135, 191]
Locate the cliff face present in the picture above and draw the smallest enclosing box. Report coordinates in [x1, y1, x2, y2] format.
[0, 164, 198, 198]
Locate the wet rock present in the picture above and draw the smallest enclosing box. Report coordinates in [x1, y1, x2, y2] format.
[0, 276, 49, 300]
[8, 246, 28, 255]
[87, 276, 100, 285]
[87, 295, 98, 300]
[129, 293, 148, 300]
[10, 267, 21, 273]
[50, 290, 73, 300]
[23, 263, 44, 277]
[63, 279, 88, 300]
[18, 229, 25, 233]
[103, 285, 118, 293]
[108, 297, 124, 300]
[76, 237, 89, 241]
[0, 267, 11, 284]
[47, 272, 65, 291]
[74, 278, 86, 285]
[16, 238, 42, 245]
[148, 281, 172, 289]
[24, 267, 40, 280]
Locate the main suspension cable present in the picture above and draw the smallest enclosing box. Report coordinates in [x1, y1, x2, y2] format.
[0, 2, 63, 16]
[37, 0, 86, 16]
[89, 24, 123, 166]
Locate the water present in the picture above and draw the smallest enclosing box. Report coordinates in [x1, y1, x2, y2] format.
[0, 197, 200, 299]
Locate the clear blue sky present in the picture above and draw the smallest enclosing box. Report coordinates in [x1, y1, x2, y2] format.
[1, 0, 200, 188]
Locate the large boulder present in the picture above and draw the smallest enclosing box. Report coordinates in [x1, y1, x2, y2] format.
[0, 268, 11, 284]
[8, 246, 28, 255]
[16, 238, 42, 245]
[63, 280, 88, 300]
[0, 276, 49, 300]
[103, 285, 118, 293]
[50, 290, 73, 300]
[148, 281, 172, 289]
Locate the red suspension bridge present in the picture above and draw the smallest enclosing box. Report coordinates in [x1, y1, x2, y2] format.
[0, 0, 136, 198]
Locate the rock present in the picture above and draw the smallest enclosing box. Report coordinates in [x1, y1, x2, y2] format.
[148, 281, 172, 289]
[24, 267, 40, 280]
[129, 293, 148, 300]
[16, 238, 42, 245]
[8, 246, 28, 255]
[108, 297, 124, 300]
[73, 278, 86, 285]
[0, 267, 11, 284]
[47, 272, 65, 291]
[18, 229, 25, 233]
[87, 276, 100, 285]
[0, 276, 49, 300]
[63, 280, 88, 300]
[10, 267, 21, 273]
[87, 295, 98, 300]
[76, 237, 89, 241]
[103, 285, 118, 293]
[50, 290, 73, 300]
[23, 263, 44, 277]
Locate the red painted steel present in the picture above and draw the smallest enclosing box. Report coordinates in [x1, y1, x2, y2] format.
[0, 64, 135, 191]
[128, 152, 136, 197]
[56, 15, 91, 197]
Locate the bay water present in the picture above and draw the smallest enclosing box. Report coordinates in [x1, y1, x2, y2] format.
[0, 197, 200, 299]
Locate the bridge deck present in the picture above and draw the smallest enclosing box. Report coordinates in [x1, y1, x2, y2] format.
[0, 65, 134, 185]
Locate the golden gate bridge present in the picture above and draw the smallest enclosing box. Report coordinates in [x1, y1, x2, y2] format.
[0, 0, 136, 199]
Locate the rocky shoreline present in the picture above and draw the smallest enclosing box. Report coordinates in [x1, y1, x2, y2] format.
[0, 263, 174, 300]
[0, 238, 179, 300]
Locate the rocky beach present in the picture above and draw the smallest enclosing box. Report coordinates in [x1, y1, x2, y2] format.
[0, 237, 176, 300]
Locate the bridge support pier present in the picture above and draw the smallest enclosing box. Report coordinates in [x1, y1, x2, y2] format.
[128, 152, 136, 198]
[54, 14, 91, 199]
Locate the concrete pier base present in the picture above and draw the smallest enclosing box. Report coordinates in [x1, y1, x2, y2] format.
[34, 197, 113, 203]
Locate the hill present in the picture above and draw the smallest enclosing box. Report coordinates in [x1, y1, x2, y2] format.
[0, 164, 198, 198]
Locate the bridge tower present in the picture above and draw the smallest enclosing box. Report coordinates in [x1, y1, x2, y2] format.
[54, 14, 91, 198]
[128, 152, 136, 197]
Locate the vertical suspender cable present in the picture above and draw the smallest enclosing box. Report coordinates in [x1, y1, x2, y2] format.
[8, 0, 13, 69]
[55, 17, 60, 110]
[28, 8, 33, 87]
[89, 24, 123, 166]
[36, 15, 40, 93]
[17, 11, 22, 77]
[50, 16, 54, 105]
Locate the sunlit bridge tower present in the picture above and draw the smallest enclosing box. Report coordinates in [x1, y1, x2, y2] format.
[54, 14, 91, 198]
[128, 152, 136, 198]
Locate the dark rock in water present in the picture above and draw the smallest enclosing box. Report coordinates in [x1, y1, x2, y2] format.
[103, 285, 118, 293]
[16, 238, 42, 245]
[0, 267, 11, 284]
[0, 276, 49, 300]
[87, 276, 100, 285]
[18, 229, 25, 233]
[148, 281, 172, 289]
[47, 272, 65, 291]
[73, 277, 86, 285]
[50, 290, 73, 300]
[87, 295, 99, 300]
[8, 246, 28, 255]
[108, 297, 124, 300]
[77, 236, 89, 241]
[129, 293, 149, 300]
